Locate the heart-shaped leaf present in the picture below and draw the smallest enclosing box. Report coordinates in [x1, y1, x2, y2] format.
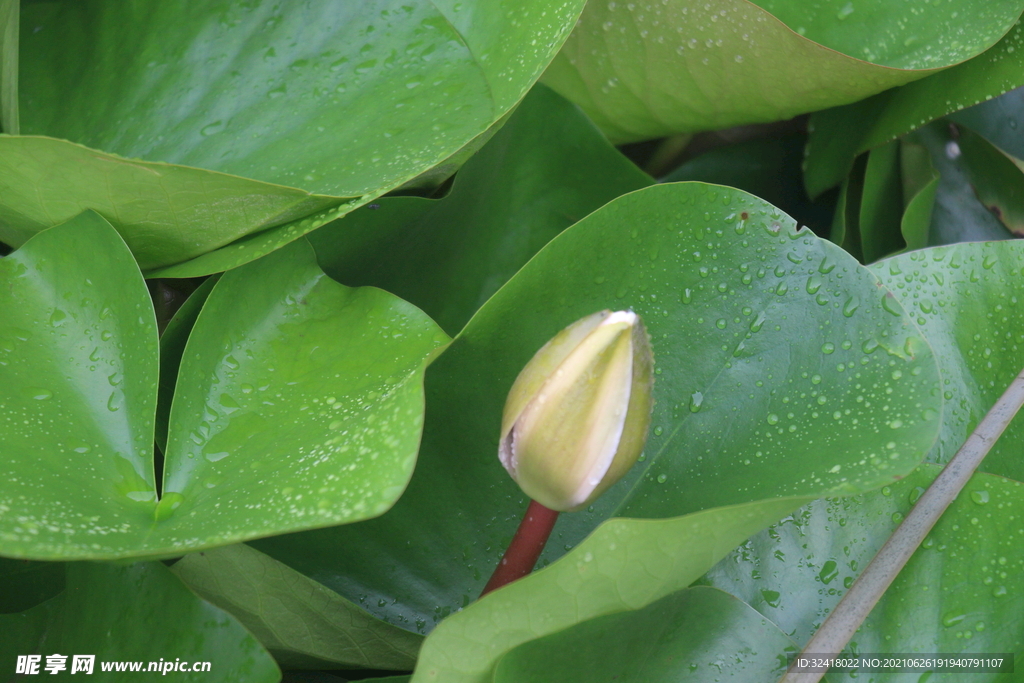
[0, 561, 280, 682]
[171, 544, 422, 671]
[805, 24, 1024, 197]
[254, 183, 941, 645]
[0, 211, 448, 560]
[308, 83, 652, 335]
[542, 0, 1024, 142]
[3, 0, 586, 273]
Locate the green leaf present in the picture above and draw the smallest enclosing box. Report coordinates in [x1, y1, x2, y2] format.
[4, 0, 586, 272]
[0, 561, 280, 682]
[955, 126, 1024, 236]
[171, 544, 422, 671]
[660, 136, 806, 211]
[0, 212, 449, 559]
[0, 558, 64, 614]
[255, 183, 941, 641]
[0, 210, 161, 550]
[859, 141, 905, 263]
[907, 122, 1015, 245]
[542, 0, 1024, 143]
[898, 139, 940, 252]
[492, 586, 796, 683]
[702, 465, 1024, 670]
[805, 22, 1024, 197]
[0, 137, 348, 272]
[0, 0, 16, 134]
[829, 158, 866, 263]
[413, 497, 810, 683]
[308, 84, 651, 336]
[949, 85, 1024, 160]
[870, 240, 1024, 480]
[155, 276, 220, 455]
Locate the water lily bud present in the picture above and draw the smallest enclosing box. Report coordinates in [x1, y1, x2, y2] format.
[498, 310, 654, 512]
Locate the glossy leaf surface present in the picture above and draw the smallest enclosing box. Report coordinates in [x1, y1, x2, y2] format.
[412, 497, 809, 683]
[0, 211, 160, 555]
[703, 465, 1024, 678]
[172, 544, 422, 671]
[542, 0, 1023, 142]
[0, 212, 448, 559]
[492, 587, 796, 683]
[870, 240, 1024, 480]
[0, 561, 280, 682]
[4, 0, 586, 271]
[309, 84, 651, 335]
[256, 183, 941, 642]
[805, 23, 1024, 197]
[0, 137, 345, 272]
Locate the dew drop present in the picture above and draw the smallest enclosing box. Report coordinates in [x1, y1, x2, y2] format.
[881, 293, 903, 317]
[942, 612, 966, 628]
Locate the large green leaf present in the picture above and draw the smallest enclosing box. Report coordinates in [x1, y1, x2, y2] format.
[171, 544, 422, 671]
[0, 561, 280, 682]
[2, 0, 586, 272]
[308, 84, 651, 335]
[492, 586, 797, 683]
[805, 23, 1024, 197]
[255, 183, 941, 638]
[412, 498, 810, 683]
[702, 465, 1024, 680]
[542, 0, 1024, 143]
[870, 240, 1024, 480]
[0, 212, 448, 559]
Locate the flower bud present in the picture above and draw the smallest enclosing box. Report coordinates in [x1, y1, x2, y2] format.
[498, 310, 654, 512]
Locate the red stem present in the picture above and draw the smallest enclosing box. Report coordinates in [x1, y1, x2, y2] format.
[480, 499, 560, 597]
